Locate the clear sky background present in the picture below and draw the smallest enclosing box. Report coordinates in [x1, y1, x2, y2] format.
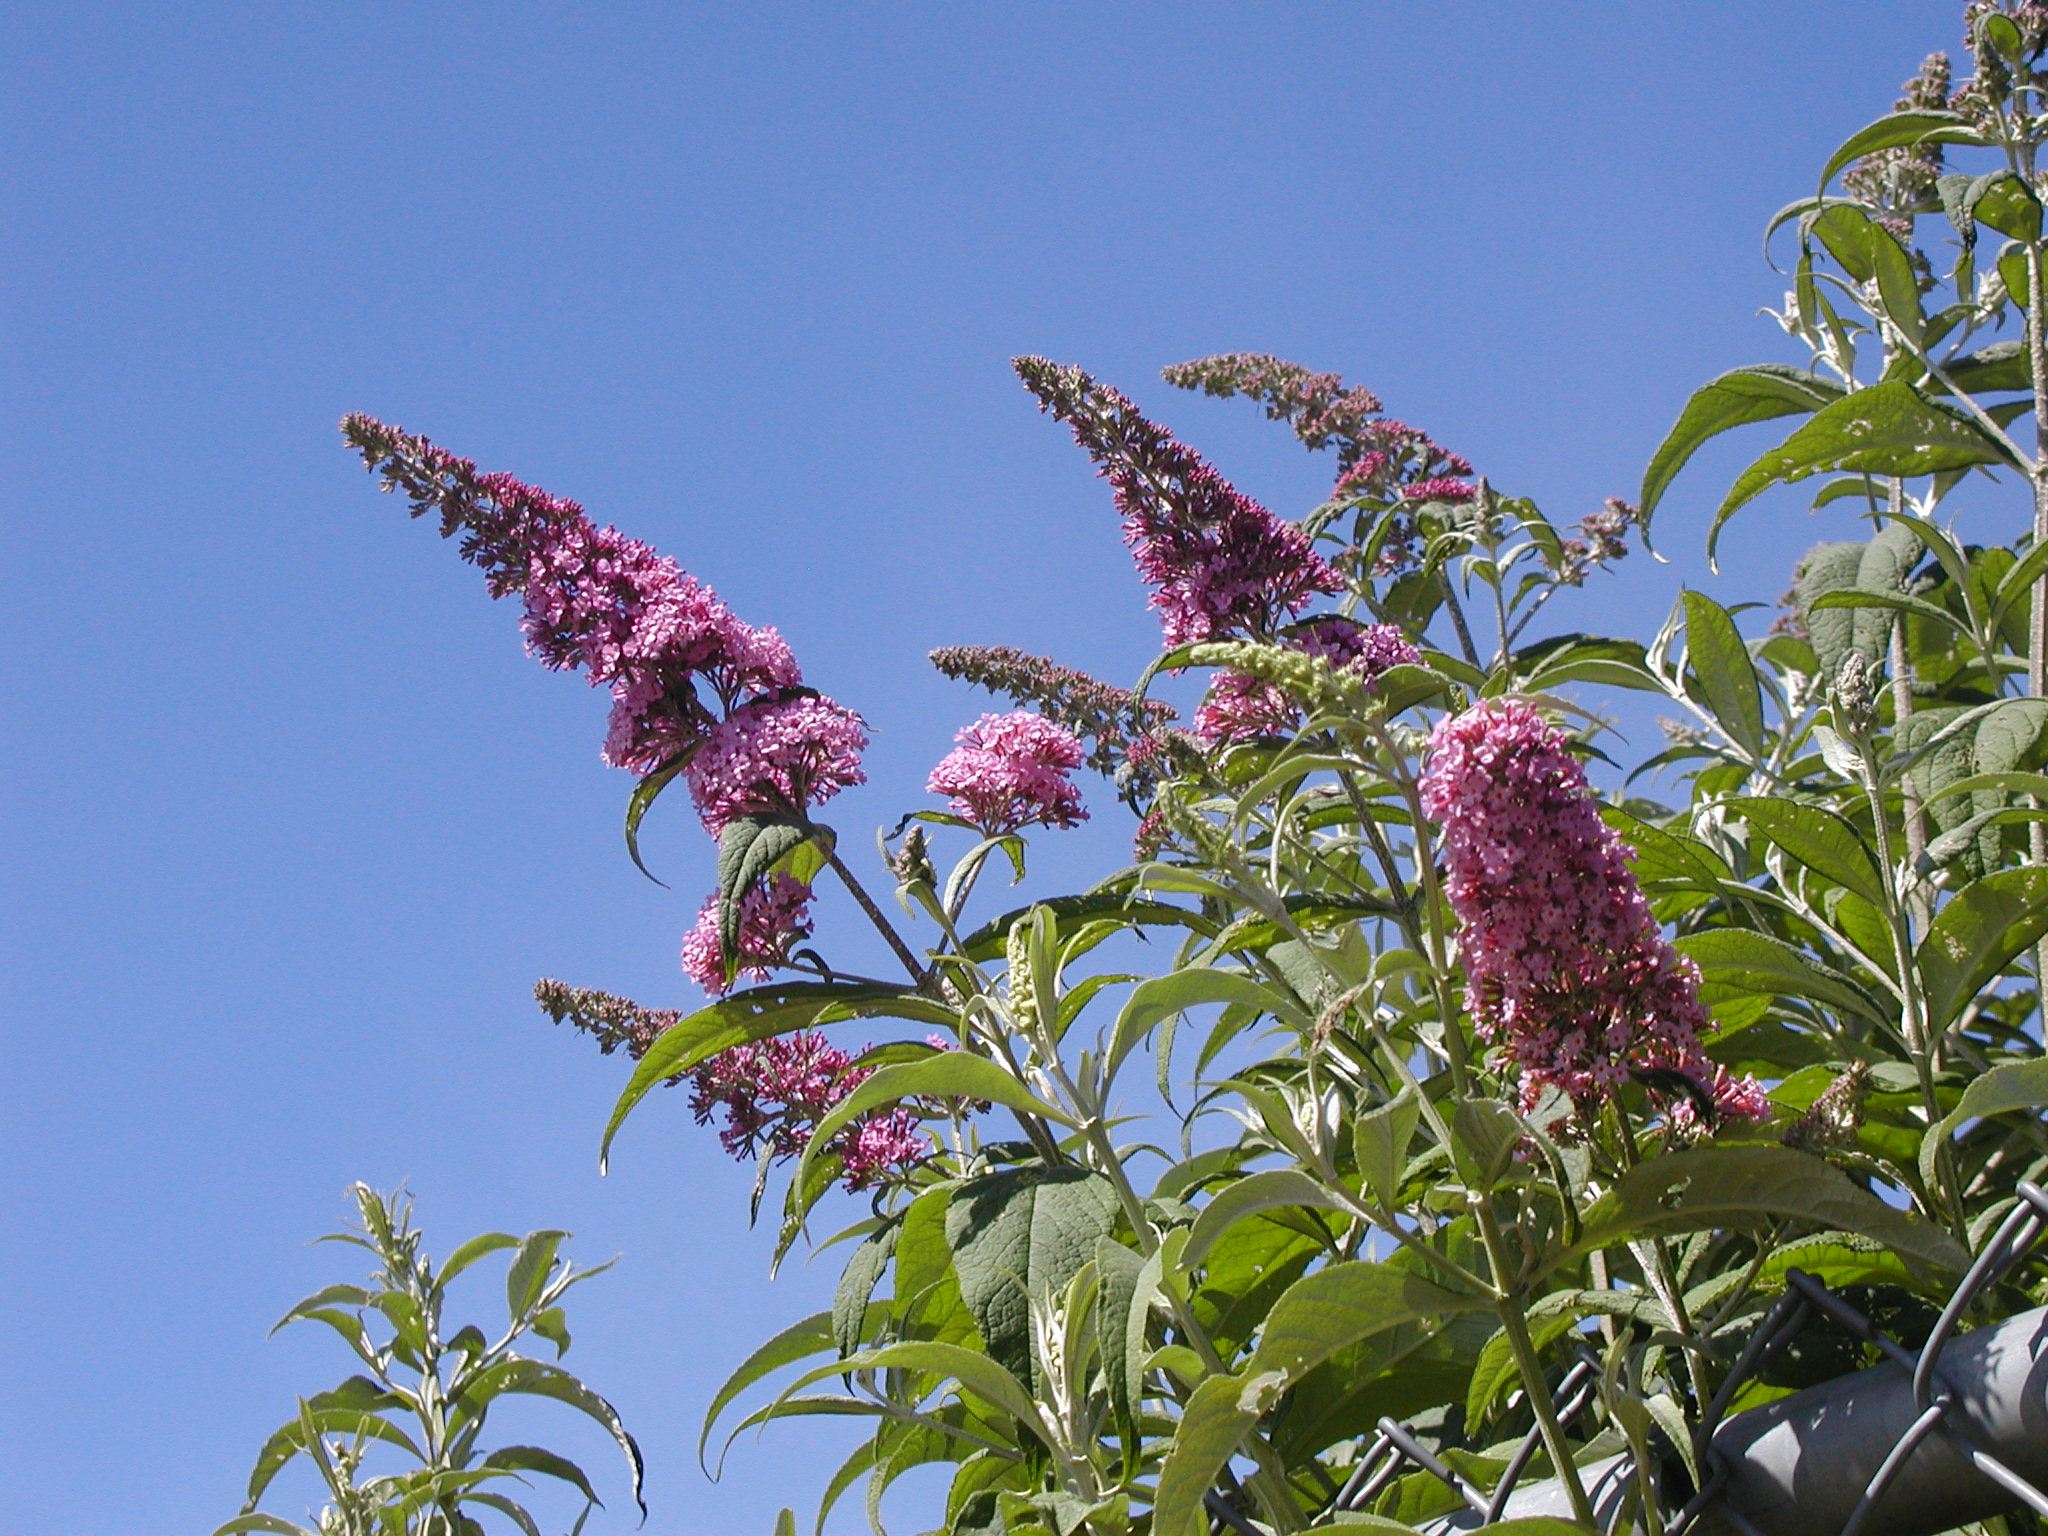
[4, 4, 2008, 1534]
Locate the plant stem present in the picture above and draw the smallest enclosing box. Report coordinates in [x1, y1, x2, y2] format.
[1473, 1199, 1595, 1526]
[827, 849, 929, 985]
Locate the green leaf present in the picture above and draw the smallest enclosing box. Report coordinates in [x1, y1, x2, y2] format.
[1917, 866, 2048, 1033]
[1094, 1236, 1147, 1444]
[1153, 1265, 1483, 1536]
[773, 1509, 797, 1536]
[1638, 365, 1842, 527]
[959, 892, 1210, 962]
[698, 1311, 835, 1468]
[529, 1306, 571, 1356]
[1681, 590, 1765, 756]
[716, 812, 834, 961]
[602, 981, 953, 1168]
[480, 1445, 604, 1507]
[504, 1229, 567, 1326]
[244, 1407, 424, 1508]
[784, 1341, 1044, 1433]
[1971, 169, 2043, 242]
[623, 755, 688, 886]
[449, 1359, 646, 1516]
[438, 1233, 518, 1288]
[1352, 1089, 1421, 1212]
[1465, 1313, 1577, 1424]
[1807, 205, 1921, 345]
[211, 1518, 318, 1536]
[1922, 1058, 2048, 1193]
[944, 1165, 1118, 1388]
[1151, 1375, 1255, 1536]
[1818, 109, 1976, 190]
[832, 1223, 898, 1358]
[1675, 928, 1884, 1021]
[1182, 1169, 1353, 1267]
[1709, 382, 2010, 566]
[1724, 797, 1884, 904]
[1796, 540, 1872, 683]
[1564, 1145, 1966, 1280]
[269, 1283, 372, 1335]
[1106, 968, 1312, 1085]
[1937, 339, 2030, 394]
[808, 1053, 1076, 1158]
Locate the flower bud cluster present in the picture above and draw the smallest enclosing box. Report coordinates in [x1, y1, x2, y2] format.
[1193, 619, 1418, 745]
[927, 645, 1177, 775]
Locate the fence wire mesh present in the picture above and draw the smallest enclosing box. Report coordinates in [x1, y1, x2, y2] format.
[1204, 1180, 2048, 1536]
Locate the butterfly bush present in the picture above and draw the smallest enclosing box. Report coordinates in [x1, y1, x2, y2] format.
[1420, 699, 1767, 1124]
[926, 712, 1087, 834]
[684, 694, 869, 834]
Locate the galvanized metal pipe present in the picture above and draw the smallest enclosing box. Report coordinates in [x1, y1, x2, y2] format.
[1422, 1304, 2048, 1536]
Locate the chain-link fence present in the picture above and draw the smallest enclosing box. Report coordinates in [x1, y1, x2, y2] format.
[1206, 1181, 2048, 1536]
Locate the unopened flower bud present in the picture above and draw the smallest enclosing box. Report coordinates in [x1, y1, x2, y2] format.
[1833, 653, 1876, 732]
[891, 825, 935, 888]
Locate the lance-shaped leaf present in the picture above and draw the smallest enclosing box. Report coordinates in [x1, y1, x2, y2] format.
[945, 1166, 1118, 1392]
[832, 1222, 898, 1358]
[1817, 109, 1980, 190]
[1151, 1264, 1483, 1536]
[1709, 382, 2012, 566]
[1560, 1144, 1966, 1280]
[623, 754, 689, 886]
[1681, 590, 1765, 757]
[1106, 968, 1310, 1086]
[1723, 796, 1885, 905]
[1638, 365, 1843, 528]
[1921, 1058, 2048, 1194]
[1917, 866, 2048, 1034]
[601, 981, 954, 1167]
[1807, 204, 1923, 346]
[243, 1399, 425, 1508]
[1181, 1169, 1353, 1268]
[447, 1358, 646, 1515]
[716, 812, 835, 960]
[698, 1311, 835, 1469]
[504, 1229, 568, 1326]
[1675, 928, 1884, 1022]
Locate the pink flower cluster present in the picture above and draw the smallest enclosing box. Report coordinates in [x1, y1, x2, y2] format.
[685, 1030, 929, 1189]
[1014, 358, 1341, 644]
[685, 694, 870, 834]
[1193, 619, 1418, 744]
[342, 417, 864, 995]
[1418, 700, 1766, 1125]
[679, 873, 816, 992]
[927, 712, 1088, 833]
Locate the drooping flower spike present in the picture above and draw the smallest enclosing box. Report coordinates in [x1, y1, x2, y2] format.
[1013, 358, 1341, 644]
[1419, 698, 1766, 1126]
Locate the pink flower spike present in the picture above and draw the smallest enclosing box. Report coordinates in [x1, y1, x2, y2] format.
[926, 711, 1088, 834]
[1418, 699, 1764, 1124]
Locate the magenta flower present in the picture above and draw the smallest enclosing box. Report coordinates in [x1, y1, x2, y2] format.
[684, 1029, 935, 1190]
[1193, 619, 1418, 745]
[1400, 477, 1475, 503]
[343, 416, 811, 774]
[1014, 358, 1341, 644]
[684, 694, 869, 834]
[679, 873, 815, 994]
[1418, 699, 1764, 1124]
[926, 712, 1088, 834]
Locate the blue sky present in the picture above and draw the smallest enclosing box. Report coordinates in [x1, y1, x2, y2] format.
[3, 4, 1991, 1533]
